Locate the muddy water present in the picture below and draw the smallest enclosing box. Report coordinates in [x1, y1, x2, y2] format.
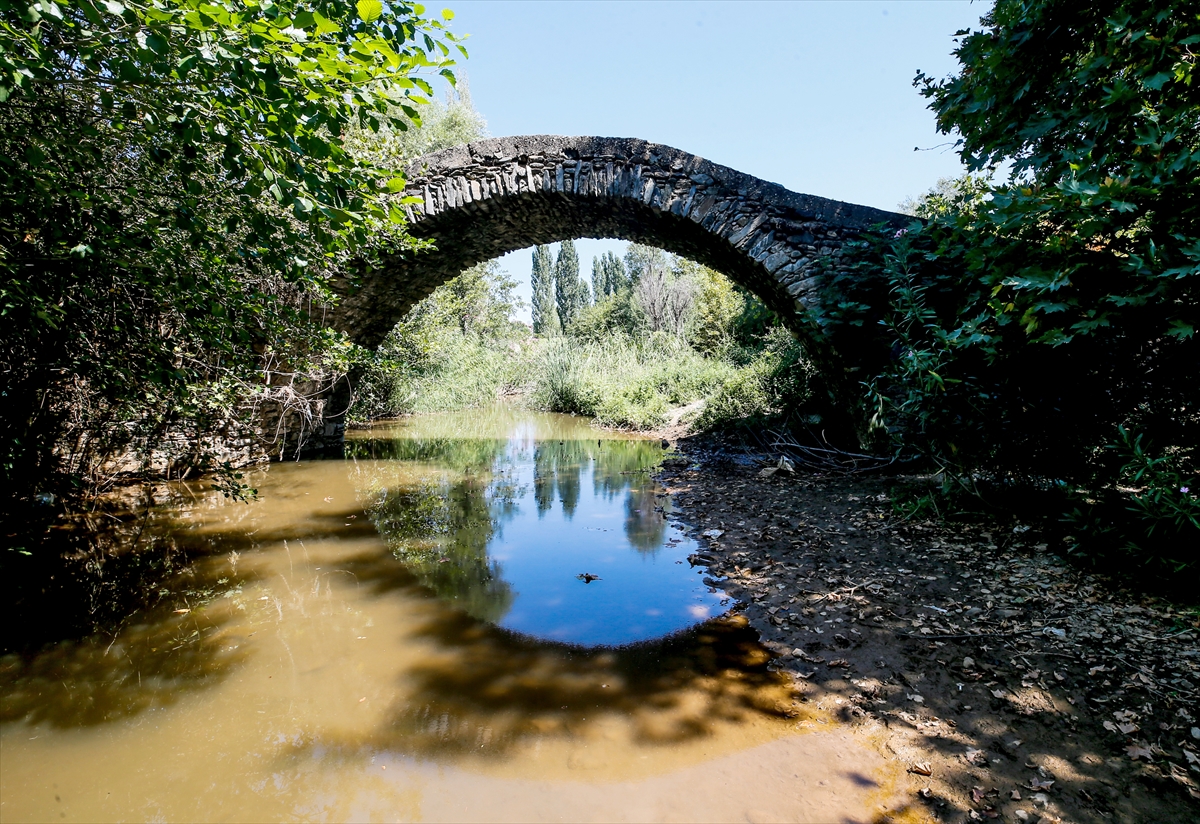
[1, 409, 902, 823]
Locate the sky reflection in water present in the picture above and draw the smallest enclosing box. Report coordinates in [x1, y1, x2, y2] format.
[347, 409, 726, 646]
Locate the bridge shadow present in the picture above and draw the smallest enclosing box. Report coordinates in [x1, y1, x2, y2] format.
[284, 542, 809, 762]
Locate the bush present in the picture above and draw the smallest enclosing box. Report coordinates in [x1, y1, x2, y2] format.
[350, 261, 527, 421]
[694, 327, 817, 431]
[529, 334, 736, 430]
[1064, 428, 1199, 581]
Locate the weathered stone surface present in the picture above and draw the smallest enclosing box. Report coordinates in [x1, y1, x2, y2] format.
[328, 135, 906, 357]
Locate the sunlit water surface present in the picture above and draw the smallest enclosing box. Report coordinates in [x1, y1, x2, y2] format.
[0, 409, 901, 822]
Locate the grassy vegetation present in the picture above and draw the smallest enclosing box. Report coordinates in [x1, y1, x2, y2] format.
[530, 333, 737, 430]
[351, 246, 820, 434]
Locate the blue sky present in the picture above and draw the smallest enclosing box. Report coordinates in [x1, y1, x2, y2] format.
[435, 0, 989, 320]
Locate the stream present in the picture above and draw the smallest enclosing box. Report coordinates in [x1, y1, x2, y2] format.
[0, 409, 900, 822]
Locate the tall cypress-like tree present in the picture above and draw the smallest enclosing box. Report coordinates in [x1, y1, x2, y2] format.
[573, 276, 591, 318]
[555, 240, 582, 328]
[603, 251, 627, 296]
[530, 244, 559, 335]
[591, 256, 606, 302]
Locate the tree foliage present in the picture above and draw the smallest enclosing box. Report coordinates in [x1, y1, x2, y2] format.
[0, 0, 462, 500]
[590, 251, 626, 300]
[915, 0, 1199, 349]
[530, 243, 558, 335]
[838, 0, 1199, 576]
[553, 240, 588, 328]
[350, 260, 525, 419]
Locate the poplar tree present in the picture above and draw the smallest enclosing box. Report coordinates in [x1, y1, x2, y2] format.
[530, 244, 559, 335]
[602, 252, 627, 296]
[555, 240, 583, 328]
[591, 256, 607, 302]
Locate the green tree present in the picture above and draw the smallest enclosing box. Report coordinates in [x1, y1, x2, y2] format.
[839, 0, 1200, 575]
[591, 256, 607, 302]
[689, 264, 745, 354]
[591, 251, 626, 299]
[623, 244, 668, 285]
[0, 0, 463, 502]
[345, 81, 486, 175]
[606, 252, 628, 295]
[351, 260, 525, 419]
[531, 244, 559, 335]
[554, 240, 588, 329]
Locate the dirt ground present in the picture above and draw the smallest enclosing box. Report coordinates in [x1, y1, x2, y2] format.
[656, 439, 1200, 824]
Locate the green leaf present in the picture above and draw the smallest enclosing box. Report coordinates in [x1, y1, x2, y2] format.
[1167, 320, 1195, 339]
[385, 177, 406, 192]
[355, 0, 382, 22]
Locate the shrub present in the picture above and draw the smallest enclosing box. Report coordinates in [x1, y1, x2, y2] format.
[694, 327, 817, 431]
[528, 334, 735, 430]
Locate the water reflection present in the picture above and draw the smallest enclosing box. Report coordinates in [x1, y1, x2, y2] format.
[347, 409, 722, 646]
[0, 412, 902, 823]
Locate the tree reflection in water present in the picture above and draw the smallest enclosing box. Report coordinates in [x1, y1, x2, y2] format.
[347, 409, 714, 645]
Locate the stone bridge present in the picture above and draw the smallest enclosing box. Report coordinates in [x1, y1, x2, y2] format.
[330, 135, 908, 364]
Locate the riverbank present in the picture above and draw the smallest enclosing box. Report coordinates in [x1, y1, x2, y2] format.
[657, 438, 1200, 824]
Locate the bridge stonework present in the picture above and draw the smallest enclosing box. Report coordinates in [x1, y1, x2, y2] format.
[330, 135, 907, 359]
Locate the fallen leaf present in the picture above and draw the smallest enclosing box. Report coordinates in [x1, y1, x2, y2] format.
[1010, 790, 1022, 800]
[1169, 763, 1198, 788]
[1029, 778, 1055, 790]
[991, 689, 1007, 698]
[909, 762, 933, 776]
[1118, 722, 1140, 735]
[971, 786, 987, 803]
[1126, 743, 1155, 761]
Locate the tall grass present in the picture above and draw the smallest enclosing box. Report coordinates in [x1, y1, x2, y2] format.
[389, 332, 531, 415]
[359, 327, 819, 434]
[528, 333, 737, 429]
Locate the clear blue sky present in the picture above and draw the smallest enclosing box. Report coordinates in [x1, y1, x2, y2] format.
[436, 0, 989, 320]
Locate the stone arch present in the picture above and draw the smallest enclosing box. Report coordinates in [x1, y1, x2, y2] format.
[330, 135, 907, 363]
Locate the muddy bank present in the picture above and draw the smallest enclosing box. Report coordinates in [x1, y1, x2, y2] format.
[658, 442, 1200, 824]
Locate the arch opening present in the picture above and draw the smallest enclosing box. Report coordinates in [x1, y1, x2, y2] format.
[330, 135, 907, 361]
